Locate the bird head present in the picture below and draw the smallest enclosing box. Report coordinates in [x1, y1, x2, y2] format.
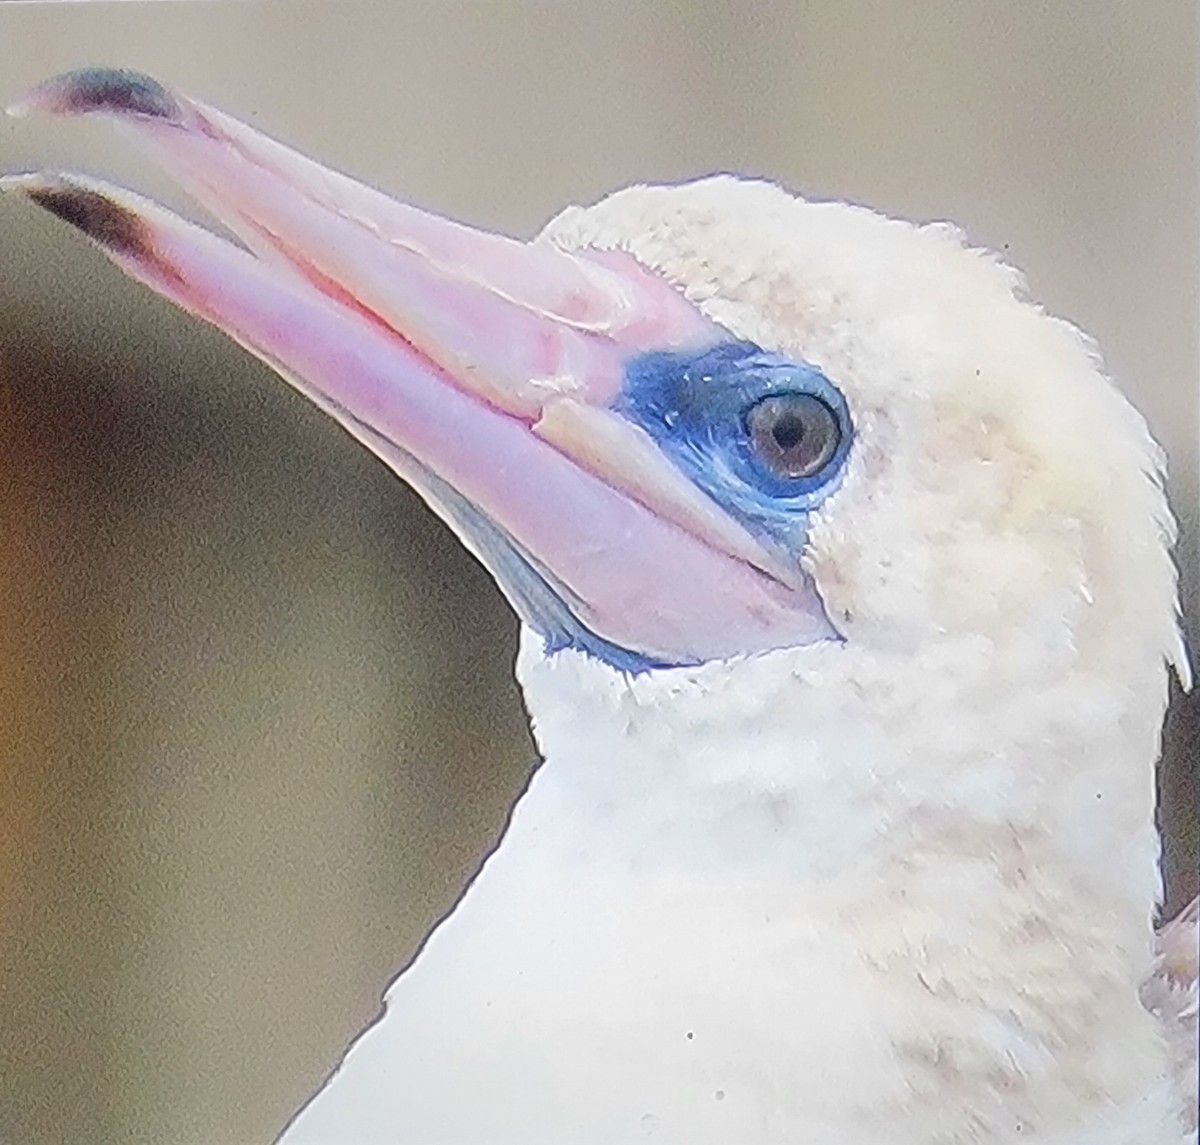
[546, 179, 1187, 684]
[4, 69, 1186, 689]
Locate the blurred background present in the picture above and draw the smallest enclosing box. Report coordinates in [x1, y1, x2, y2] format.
[0, 3, 1195, 1143]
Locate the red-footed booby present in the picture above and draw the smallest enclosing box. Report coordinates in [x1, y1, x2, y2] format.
[5, 68, 1196, 1145]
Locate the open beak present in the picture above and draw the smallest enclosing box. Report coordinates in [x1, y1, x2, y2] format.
[5, 68, 833, 667]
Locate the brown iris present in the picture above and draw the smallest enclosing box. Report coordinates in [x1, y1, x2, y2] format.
[745, 393, 840, 479]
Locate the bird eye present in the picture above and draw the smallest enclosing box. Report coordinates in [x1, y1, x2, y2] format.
[744, 393, 841, 480]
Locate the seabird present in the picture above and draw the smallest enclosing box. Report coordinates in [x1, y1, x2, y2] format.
[5, 68, 1196, 1145]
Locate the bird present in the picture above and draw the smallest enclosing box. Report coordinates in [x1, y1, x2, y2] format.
[4, 67, 1196, 1145]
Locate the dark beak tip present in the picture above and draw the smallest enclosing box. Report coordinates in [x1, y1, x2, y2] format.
[17, 67, 181, 123]
[23, 178, 155, 261]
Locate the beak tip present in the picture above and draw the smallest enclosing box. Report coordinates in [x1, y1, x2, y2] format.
[9, 173, 155, 260]
[10, 67, 181, 123]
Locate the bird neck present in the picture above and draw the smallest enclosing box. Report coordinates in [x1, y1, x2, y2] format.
[513, 627, 1168, 962]
[368, 629, 1180, 1141]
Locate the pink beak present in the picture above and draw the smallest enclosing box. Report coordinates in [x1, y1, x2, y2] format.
[5, 68, 833, 667]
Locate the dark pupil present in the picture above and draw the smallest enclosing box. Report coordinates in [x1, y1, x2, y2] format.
[746, 394, 839, 479]
[771, 413, 806, 451]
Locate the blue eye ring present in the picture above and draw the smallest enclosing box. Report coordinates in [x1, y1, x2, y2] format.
[743, 392, 842, 481]
[617, 340, 854, 543]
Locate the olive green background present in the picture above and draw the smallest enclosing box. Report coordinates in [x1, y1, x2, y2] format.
[0, 3, 1196, 1143]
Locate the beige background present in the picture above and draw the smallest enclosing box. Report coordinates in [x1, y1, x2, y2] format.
[0, 3, 1196, 1143]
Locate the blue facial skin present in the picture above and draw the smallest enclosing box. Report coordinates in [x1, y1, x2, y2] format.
[400, 340, 854, 674]
[615, 340, 853, 555]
